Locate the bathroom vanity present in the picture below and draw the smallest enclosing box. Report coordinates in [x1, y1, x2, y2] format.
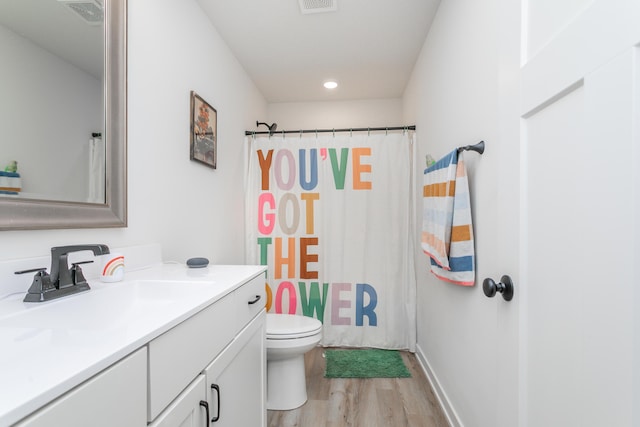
[0, 262, 267, 427]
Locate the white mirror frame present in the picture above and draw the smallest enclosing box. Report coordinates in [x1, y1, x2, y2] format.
[0, 0, 127, 231]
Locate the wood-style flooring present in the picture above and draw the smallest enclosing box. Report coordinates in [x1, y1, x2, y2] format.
[267, 347, 450, 427]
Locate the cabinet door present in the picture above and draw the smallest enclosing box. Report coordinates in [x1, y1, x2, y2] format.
[149, 374, 208, 427]
[205, 311, 266, 427]
[16, 347, 147, 427]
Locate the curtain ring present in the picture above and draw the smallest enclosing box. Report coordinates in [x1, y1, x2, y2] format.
[333, 128, 335, 138]
[316, 129, 318, 139]
[350, 128, 353, 137]
[368, 128, 370, 136]
[282, 130, 285, 139]
[385, 127, 388, 135]
[299, 129, 302, 138]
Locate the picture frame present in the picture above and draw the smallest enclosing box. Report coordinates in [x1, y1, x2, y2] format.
[190, 91, 217, 169]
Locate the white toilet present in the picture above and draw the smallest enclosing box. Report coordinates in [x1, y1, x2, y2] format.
[266, 313, 323, 410]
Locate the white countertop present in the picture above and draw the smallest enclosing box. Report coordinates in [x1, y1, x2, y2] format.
[0, 263, 266, 426]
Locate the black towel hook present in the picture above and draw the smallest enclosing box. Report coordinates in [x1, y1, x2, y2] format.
[458, 140, 485, 154]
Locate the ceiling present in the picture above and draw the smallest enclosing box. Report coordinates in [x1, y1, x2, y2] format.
[0, 0, 440, 103]
[197, 0, 441, 103]
[0, 0, 103, 79]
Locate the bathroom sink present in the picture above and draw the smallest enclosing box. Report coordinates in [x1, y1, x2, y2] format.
[0, 279, 217, 332]
[118, 279, 215, 303]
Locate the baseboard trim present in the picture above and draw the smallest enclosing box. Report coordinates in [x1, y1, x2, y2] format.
[415, 343, 463, 427]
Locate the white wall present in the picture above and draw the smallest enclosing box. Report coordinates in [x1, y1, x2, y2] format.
[0, 0, 266, 268]
[267, 98, 404, 130]
[0, 23, 101, 202]
[404, 0, 520, 425]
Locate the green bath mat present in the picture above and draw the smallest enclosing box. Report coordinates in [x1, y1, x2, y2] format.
[324, 348, 411, 378]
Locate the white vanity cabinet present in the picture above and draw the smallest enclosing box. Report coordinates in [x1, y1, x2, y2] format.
[14, 348, 147, 427]
[0, 264, 267, 427]
[147, 272, 266, 426]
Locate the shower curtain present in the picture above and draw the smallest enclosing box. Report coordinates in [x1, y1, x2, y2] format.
[245, 131, 416, 350]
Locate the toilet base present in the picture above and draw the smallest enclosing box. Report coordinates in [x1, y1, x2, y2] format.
[266, 354, 307, 410]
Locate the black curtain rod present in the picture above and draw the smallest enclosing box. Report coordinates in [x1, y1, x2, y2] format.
[245, 125, 416, 136]
[245, 125, 484, 155]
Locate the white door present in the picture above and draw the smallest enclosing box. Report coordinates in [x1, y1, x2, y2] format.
[520, 1, 640, 425]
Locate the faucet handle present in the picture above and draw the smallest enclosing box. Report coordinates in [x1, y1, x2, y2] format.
[71, 261, 93, 287]
[18, 268, 57, 302]
[15, 267, 48, 275]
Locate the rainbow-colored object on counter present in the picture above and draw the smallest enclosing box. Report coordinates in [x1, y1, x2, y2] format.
[100, 253, 125, 282]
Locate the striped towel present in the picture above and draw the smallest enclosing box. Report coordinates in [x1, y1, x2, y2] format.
[421, 150, 475, 286]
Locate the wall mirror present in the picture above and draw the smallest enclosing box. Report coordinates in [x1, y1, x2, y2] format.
[0, 0, 126, 230]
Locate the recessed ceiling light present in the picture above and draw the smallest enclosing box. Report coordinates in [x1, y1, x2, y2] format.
[324, 81, 338, 89]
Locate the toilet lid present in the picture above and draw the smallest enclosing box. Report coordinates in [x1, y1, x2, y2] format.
[266, 314, 323, 339]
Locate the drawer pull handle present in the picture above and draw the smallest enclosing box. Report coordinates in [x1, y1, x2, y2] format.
[211, 384, 221, 422]
[199, 400, 210, 426]
[248, 295, 261, 305]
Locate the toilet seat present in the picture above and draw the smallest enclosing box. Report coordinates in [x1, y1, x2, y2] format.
[266, 314, 322, 340]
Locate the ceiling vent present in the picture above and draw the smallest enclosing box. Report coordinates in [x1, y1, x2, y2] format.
[298, 0, 337, 15]
[57, 0, 104, 25]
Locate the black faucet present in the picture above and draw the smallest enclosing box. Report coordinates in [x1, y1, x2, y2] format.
[19, 244, 110, 303]
[50, 244, 110, 289]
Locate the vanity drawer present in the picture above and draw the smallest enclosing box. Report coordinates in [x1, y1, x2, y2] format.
[16, 348, 147, 427]
[234, 273, 266, 327]
[147, 293, 235, 422]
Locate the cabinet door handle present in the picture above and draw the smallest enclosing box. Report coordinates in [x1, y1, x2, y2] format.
[248, 295, 261, 305]
[211, 384, 221, 422]
[199, 400, 210, 426]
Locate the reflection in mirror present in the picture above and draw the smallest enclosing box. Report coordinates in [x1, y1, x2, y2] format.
[0, 0, 104, 203]
[0, 0, 127, 230]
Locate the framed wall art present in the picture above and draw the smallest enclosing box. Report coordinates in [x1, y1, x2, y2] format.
[190, 91, 217, 169]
